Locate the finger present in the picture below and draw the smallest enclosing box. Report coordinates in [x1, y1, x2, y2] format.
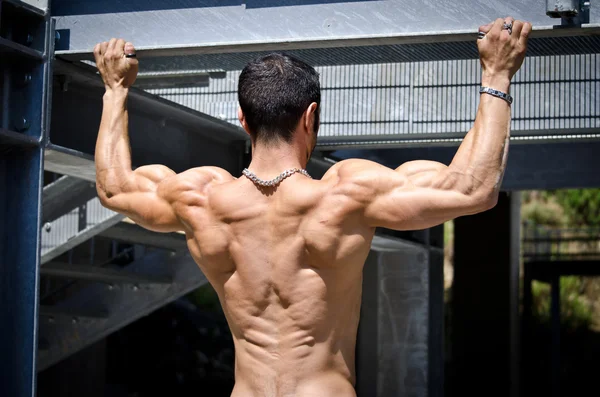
[520, 22, 532, 44]
[115, 38, 126, 56]
[124, 42, 136, 56]
[490, 18, 505, 37]
[124, 42, 139, 67]
[478, 22, 494, 34]
[511, 20, 524, 38]
[99, 41, 109, 55]
[93, 43, 102, 63]
[504, 16, 515, 25]
[501, 16, 515, 38]
[107, 38, 117, 53]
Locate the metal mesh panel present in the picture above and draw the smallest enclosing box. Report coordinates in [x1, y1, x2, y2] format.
[148, 53, 599, 142]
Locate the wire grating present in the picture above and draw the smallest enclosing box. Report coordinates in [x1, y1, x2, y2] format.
[148, 53, 599, 143]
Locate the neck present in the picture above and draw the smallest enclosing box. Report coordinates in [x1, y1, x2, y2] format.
[248, 142, 308, 178]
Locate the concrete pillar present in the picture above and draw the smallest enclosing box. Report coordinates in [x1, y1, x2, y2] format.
[451, 192, 521, 396]
[357, 227, 444, 397]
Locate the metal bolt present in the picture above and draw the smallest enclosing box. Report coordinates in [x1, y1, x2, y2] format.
[44, 222, 52, 232]
[23, 74, 32, 85]
[107, 284, 114, 291]
[48, 316, 55, 324]
[14, 117, 30, 132]
[132, 284, 139, 291]
[72, 317, 79, 325]
[26, 33, 34, 46]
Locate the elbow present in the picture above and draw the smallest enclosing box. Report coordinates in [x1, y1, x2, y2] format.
[95, 175, 129, 210]
[472, 188, 499, 213]
[96, 182, 117, 210]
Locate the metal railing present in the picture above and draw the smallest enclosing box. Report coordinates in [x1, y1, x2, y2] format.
[523, 222, 600, 261]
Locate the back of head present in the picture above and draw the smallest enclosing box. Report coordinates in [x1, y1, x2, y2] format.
[238, 53, 321, 145]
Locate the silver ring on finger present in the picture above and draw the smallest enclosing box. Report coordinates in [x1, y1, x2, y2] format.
[125, 53, 137, 58]
[503, 22, 513, 35]
[478, 31, 486, 40]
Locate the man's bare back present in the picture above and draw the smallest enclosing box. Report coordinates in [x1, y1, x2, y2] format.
[93, 17, 530, 396]
[178, 168, 372, 396]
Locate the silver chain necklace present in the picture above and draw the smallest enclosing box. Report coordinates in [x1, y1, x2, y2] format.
[242, 168, 312, 187]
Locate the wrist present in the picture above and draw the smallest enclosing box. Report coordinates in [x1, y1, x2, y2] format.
[104, 87, 129, 101]
[481, 74, 511, 93]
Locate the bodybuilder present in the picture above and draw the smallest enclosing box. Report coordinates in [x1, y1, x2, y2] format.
[94, 17, 531, 397]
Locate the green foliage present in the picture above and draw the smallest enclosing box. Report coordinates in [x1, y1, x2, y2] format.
[444, 221, 454, 246]
[544, 189, 600, 227]
[522, 199, 565, 227]
[531, 276, 593, 331]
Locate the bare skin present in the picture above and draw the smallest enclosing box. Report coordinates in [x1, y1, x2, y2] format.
[94, 18, 531, 397]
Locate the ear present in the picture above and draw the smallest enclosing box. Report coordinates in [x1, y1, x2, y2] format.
[303, 102, 318, 135]
[238, 107, 251, 136]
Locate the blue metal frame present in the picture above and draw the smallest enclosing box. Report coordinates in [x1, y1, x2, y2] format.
[0, 1, 52, 395]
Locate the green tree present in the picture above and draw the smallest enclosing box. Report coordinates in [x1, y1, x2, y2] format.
[548, 189, 600, 227]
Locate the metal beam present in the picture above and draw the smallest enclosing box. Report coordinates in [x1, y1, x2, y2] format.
[41, 262, 172, 285]
[98, 222, 187, 251]
[317, 129, 600, 151]
[14, 0, 48, 14]
[332, 140, 600, 190]
[44, 145, 96, 182]
[0, 6, 52, 397]
[42, 175, 97, 223]
[51, 59, 248, 175]
[53, 0, 600, 64]
[37, 250, 208, 371]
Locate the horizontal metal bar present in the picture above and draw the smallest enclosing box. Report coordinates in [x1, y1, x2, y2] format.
[135, 70, 211, 89]
[99, 222, 187, 251]
[37, 251, 208, 371]
[53, 0, 600, 61]
[523, 237, 600, 243]
[44, 145, 96, 182]
[41, 262, 172, 285]
[316, 128, 600, 150]
[524, 253, 600, 259]
[0, 36, 44, 61]
[53, 59, 248, 145]
[526, 260, 600, 280]
[42, 175, 97, 223]
[0, 128, 41, 148]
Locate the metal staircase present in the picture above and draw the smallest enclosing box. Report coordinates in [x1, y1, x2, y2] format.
[0, 1, 599, 396]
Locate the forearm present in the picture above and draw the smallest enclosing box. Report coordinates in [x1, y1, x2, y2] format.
[95, 87, 134, 200]
[447, 74, 511, 198]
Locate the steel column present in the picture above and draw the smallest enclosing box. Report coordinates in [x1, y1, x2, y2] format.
[0, 1, 52, 395]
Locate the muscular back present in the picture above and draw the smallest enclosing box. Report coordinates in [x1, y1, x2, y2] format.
[95, 19, 530, 397]
[175, 168, 374, 397]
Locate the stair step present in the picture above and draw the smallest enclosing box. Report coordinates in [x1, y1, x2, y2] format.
[41, 262, 172, 285]
[39, 305, 109, 320]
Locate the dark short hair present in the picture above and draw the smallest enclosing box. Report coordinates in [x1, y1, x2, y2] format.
[238, 53, 320, 144]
